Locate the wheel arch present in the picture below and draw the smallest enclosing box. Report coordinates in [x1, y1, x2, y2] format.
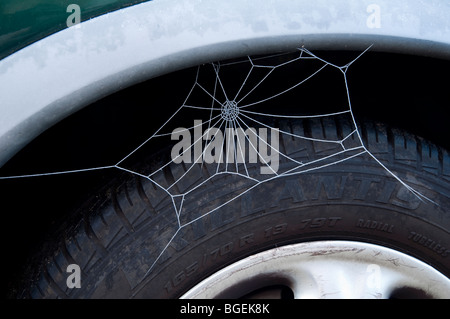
[1, 0, 450, 167]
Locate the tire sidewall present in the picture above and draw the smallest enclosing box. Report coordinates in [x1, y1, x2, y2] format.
[130, 159, 450, 298]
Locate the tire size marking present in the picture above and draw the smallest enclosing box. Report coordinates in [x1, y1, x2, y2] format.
[264, 223, 287, 238]
[298, 217, 342, 230]
[164, 218, 343, 294]
[209, 242, 234, 261]
[164, 261, 199, 293]
[201, 241, 235, 269]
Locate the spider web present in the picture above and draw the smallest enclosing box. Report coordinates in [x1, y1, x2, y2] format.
[0, 46, 436, 289]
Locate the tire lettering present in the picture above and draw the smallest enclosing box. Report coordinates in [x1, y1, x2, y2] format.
[356, 219, 394, 233]
[353, 176, 381, 200]
[299, 217, 342, 230]
[264, 223, 287, 238]
[313, 176, 348, 200]
[164, 261, 199, 293]
[408, 231, 448, 257]
[240, 233, 255, 247]
[209, 241, 235, 262]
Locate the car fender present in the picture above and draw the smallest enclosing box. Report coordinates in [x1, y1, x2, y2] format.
[1, 0, 449, 167]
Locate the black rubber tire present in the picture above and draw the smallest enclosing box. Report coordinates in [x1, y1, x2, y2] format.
[19, 116, 450, 299]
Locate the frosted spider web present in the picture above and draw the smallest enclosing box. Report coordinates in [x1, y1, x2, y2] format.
[0, 46, 436, 288]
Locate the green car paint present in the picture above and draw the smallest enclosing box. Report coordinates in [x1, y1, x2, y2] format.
[0, 0, 152, 60]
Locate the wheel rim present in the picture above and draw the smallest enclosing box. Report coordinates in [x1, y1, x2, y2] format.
[181, 240, 450, 299]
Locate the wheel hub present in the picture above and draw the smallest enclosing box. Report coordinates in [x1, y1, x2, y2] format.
[181, 241, 450, 299]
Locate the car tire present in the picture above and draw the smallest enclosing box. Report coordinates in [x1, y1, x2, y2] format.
[19, 116, 450, 299]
